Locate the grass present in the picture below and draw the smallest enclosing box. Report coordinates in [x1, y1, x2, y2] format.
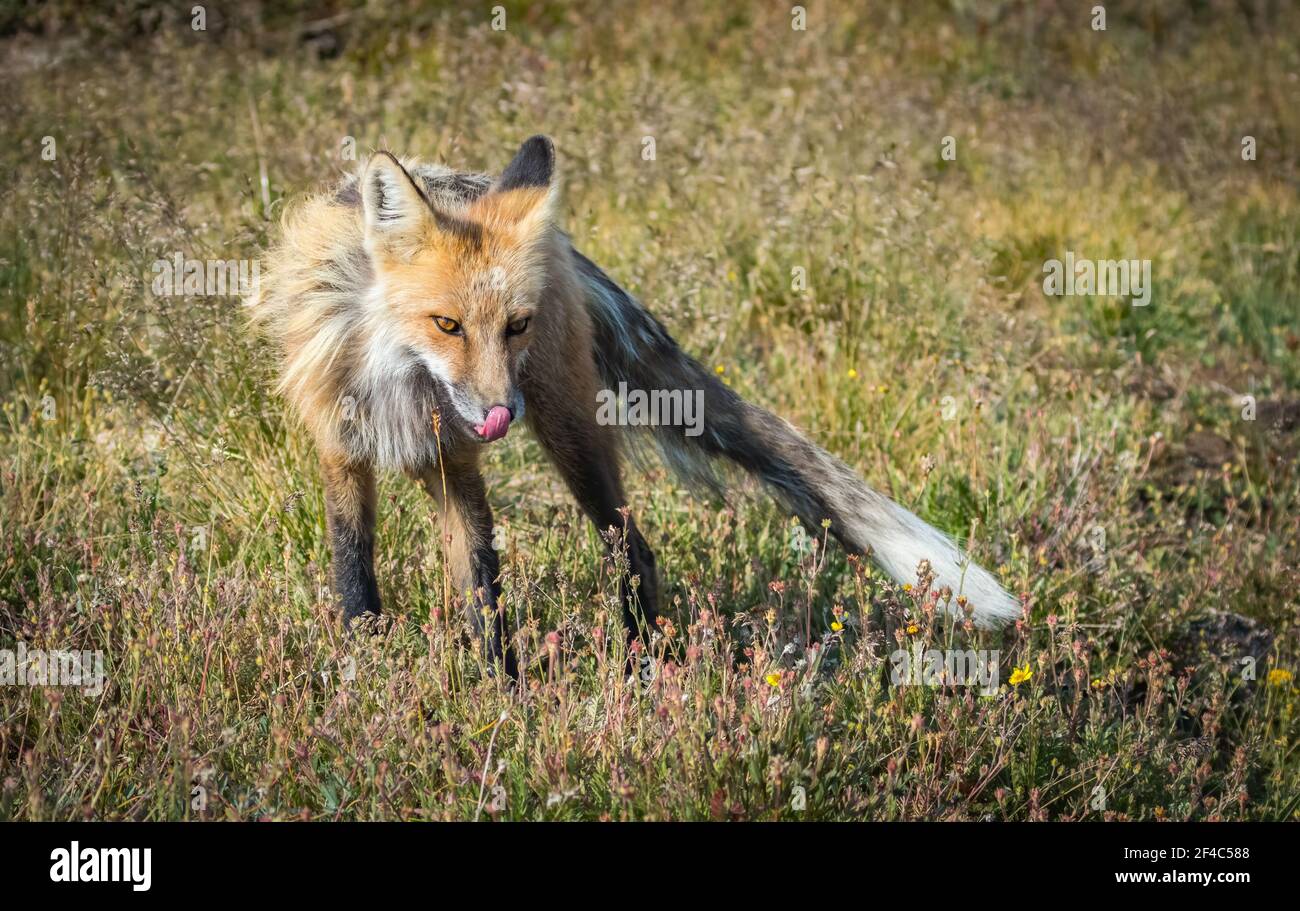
[0, 0, 1298, 820]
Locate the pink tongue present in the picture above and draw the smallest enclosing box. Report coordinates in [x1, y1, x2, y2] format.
[477, 406, 512, 442]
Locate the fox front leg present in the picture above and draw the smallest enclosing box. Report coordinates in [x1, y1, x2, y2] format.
[413, 458, 518, 679]
[320, 453, 382, 625]
[518, 347, 659, 645]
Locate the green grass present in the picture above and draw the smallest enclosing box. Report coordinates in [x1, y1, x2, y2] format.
[1, 0, 1298, 820]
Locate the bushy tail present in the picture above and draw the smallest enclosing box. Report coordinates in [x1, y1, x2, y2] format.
[574, 250, 1020, 629]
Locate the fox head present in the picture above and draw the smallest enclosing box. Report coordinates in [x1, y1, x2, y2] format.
[358, 136, 559, 443]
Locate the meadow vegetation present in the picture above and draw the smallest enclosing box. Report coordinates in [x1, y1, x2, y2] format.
[1, 0, 1297, 820]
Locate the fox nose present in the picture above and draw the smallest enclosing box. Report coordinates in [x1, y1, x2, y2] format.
[475, 404, 513, 442]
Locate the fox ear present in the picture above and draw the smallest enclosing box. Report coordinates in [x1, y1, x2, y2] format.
[497, 135, 555, 192]
[361, 152, 432, 256]
[476, 136, 558, 237]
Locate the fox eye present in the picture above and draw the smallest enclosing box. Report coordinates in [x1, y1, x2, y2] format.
[433, 316, 462, 335]
[506, 317, 531, 337]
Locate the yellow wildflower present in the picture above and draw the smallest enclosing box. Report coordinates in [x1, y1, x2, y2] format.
[1009, 664, 1032, 686]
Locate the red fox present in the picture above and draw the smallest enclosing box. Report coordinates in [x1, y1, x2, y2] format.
[250, 136, 1020, 675]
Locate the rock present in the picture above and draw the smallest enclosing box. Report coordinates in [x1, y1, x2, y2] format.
[1177, 609, 1274, 675]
